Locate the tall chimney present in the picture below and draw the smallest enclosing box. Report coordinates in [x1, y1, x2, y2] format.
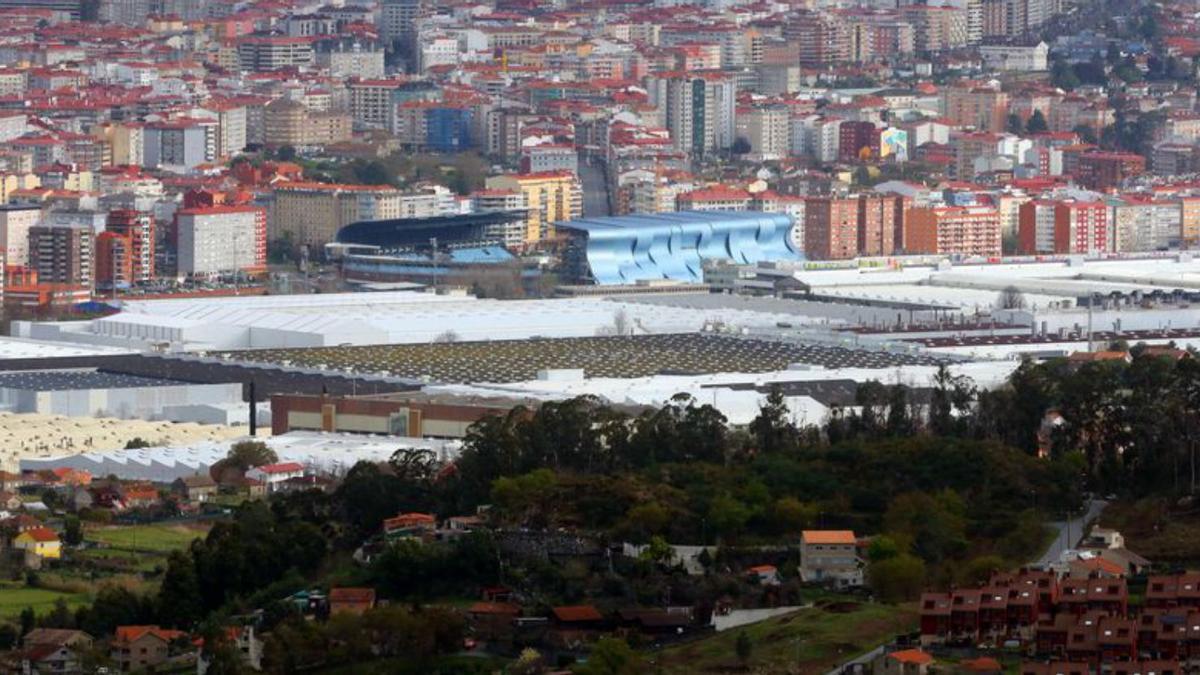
[248, 380, 257, 437]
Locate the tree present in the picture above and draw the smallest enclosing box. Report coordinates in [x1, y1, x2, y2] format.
[275, 145, 297, 162]
[124, 437, 152, 449]
[638, 535, 673, 565]
[998, 285, 1026, 310]
[212, 440, 278, 483]
[771, 496, 815, 534]
[226, 440, 277, 470]
[735, 631, 753, 666]
[731, 137, 752, 156]
[63, 516, 82, 547]
[577, 637, 646, 675]
[867, 535, 901, 562]
[158, 551, 203, 629]
[708, 494, 751, 541]
[623, 502, 670, 543]
[353, 160, 392, 186]
[1006, 113, 1024, 134]
[1072, 124, 1098, 145]
[19, 607, 34, 637]
[868, 553, 926, 603]
[198, 621, 248, 675]
[749, 387, 800, 455]
[0, 623, 16, 650]
[1026, 110, 1049, 134]
[1051, 59, 1080, 90]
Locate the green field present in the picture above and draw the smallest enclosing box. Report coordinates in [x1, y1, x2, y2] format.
[75, 547, 169, 572]
[85, 523, 208, 553]
[652, 600, 918, 674]
[0, 584, 89, 619]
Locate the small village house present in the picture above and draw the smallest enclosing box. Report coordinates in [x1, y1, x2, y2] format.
[13, 527, 61, 560]
[328, 587, 376, 616]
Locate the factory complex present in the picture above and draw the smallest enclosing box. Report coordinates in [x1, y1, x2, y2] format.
[4, 250, 1200, 479]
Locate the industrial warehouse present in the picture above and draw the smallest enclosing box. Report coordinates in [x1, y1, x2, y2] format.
[0, 246, 1197, 479]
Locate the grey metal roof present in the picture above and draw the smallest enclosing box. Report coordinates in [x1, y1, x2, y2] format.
[0, 369, 188, 392]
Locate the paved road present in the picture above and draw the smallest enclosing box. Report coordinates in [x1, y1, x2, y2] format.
[578, 154, 612, 218]
[1035, 499, 1107, 566]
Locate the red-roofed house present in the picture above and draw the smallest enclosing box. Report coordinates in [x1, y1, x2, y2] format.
[13, 527, 61, 560]
[329, 587, 376, 615]
[382, 512, 436, 538]
[245, 462, 305, 492]
[111, 626, 187, 671]
[880, 648, 934, 675]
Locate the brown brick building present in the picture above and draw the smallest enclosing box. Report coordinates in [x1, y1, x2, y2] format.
[269, 392, 537, 437]
[805, 197, 861, 260]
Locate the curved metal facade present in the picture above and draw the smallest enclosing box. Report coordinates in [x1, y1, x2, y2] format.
[560, 211, 801, 285]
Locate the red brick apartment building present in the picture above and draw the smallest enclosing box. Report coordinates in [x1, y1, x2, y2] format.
[922, 572, 1200, 674]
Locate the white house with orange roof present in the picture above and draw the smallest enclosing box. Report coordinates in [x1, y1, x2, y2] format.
[799, 529, 864, 587]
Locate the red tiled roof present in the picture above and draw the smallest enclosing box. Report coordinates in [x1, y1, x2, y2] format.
[329, 587, 376, 604]
[552, 605, 603, 622]
[21, 527, 59, 543]
[889, 649, 934, 665]
[469, 601, 521, 615]
[253, 462, 304, 474]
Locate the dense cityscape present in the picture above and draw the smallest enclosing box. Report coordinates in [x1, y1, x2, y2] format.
[0, 0, 1196, 672]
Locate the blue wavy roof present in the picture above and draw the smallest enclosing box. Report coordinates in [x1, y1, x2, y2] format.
[559, 211, 802, 285]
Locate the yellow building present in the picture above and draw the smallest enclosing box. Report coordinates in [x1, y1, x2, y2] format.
[14, 527, 61, 560]
[270, 181, 401, 249]
[92, 122, 144, 166]
[0, 172, 40, 203]
[264, 98, 351, 148]
[485, 171, 582, 242]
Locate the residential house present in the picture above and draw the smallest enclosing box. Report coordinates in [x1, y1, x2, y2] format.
[172, 475, 218, 503]
[49, 468, 91, 486]
[747, 564, 781, 586]
[19, 628, 93, 675]
[0, 490, 20, 511]
[244, 462, 305, 493]
[468, 601, 521, 641]
[0, 470, 30, 491]
[197, 626, 263, 674]
[13, 527, 61, 560]
[551, 605, 605, 632]
[1067, 555, 1125, 579]
[110, 625, 187, 672]
[799, 530, 863, 587]
[876, 648, 934, 675]
[383, 512, 437, 539]
[121, 485, 160, 509]
[1084, 527, 1124, 550]
[328, 587, 376, 615]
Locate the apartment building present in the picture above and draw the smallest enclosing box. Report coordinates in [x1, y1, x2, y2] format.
[0, 204, 42, 267]
[28, 223, 93, 289]
[484, 172, 582, 243]
[653, 71, 736, 159]
[175, 206, 267, 277]
[237, 36, 315, 71]
[905, 205, 1002, 257]
[804, 197, 861, 260]
[271, 182, 401, 248]
[106, 209, 155, 284]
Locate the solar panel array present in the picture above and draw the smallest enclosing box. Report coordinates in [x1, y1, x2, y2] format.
[207, 334, 949, 384]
